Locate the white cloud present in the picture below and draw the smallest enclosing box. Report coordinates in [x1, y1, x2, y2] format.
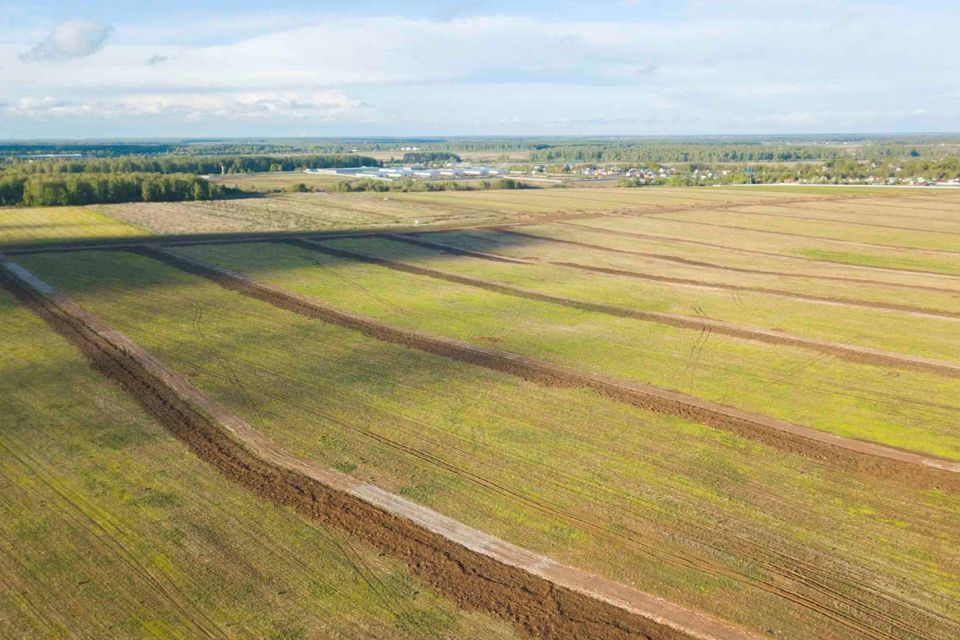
[2, 90, 365, 122]
[20, 20, 113, 62]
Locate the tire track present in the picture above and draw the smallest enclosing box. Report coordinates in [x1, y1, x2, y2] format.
[0, 254, 764, 640]
[289, 238, 960, 376]
[128, 246, 960, 493]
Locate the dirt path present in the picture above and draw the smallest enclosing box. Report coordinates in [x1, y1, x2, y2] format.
[132, 246, 960, 493]
[0, 253, 764, 640]
[292, 239, 960, 375]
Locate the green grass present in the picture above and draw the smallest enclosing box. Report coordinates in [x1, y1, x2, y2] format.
[320, 234, 960, 362]
[16, 248, 960, 640]
[654, 208, 960, 253]
[0, 206, 148, 246]
[162, 241, 960, 461]
[496, 223, 960, 310]
[0, 284, 516, 640]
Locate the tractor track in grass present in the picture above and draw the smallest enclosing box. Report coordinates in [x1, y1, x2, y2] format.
[485, 228, 960, 294]
[129, 246, 960, 494]
[289, 238, 960, 375]
[384, 231, 960, 322]
[554, 222, 960, 282]
[0, 254, 765, 640]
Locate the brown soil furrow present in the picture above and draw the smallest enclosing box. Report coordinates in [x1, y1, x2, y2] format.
[0, 255, 762, 640]
[556, 222, 960, 282]
[133, 246, 960, 493]
[488, 228, 960, 294]
[291, 238, 960, 376]
[634, 214, 960, 257]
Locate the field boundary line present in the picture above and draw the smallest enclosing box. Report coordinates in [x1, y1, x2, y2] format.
[292, 238, 960, 375]
[133, 246, 960, 492]
[0, 252, 764, 640]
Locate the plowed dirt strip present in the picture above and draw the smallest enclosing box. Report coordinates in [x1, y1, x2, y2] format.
[556, 222, 960, 281]
[482, 228, 960, 295]
[387, 231, 960, 322]
[293, 239, 960, 375]
[134, 246, 960, 492]
[0, 256, 762, 640]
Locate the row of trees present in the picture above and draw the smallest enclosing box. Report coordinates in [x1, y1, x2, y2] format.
[401, 152, 461, 164]
[0, 173, 225, 207]
[8, 154, 379, 176]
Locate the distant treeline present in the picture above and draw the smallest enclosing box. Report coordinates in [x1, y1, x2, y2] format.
[9, 154, 380, 176]
[529, 143, 960, 164]
[401, 152, 461, 164]
[0, 173, 224, 207]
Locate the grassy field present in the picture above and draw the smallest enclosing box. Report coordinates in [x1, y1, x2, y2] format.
[14, 248, 960, 640]
[90, 188, 839, 237]
[0, 206, 148, 245]
[311, 234, 960, 361]
[574, 215, 960, 275]
[150, 240, 960, 460]
[0, 284, 516, 640]
[5, 185, 960, 639]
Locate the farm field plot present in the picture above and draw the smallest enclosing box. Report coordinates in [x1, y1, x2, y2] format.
[722, 200, 960, 235]
[306, 234, 960, 362]
[97, 191, 569, 236]
[14, 248, 960, 640]
[495, 222, 960, 300]
[646, 207, 960, 253]
[396, 227, 960, 315]
[0, 284, 514, 640]
[157, 240, 960, 460]
[0, 206, 147, 245]
[571, 214, 960, 276]
[90, 188, 843, 239]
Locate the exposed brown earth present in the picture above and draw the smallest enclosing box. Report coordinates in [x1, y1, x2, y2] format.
[132, 246, 960, 492]
[291, 238, 960, 375]
[0, 254, 764, 640]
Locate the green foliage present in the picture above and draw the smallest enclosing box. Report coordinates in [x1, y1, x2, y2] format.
[402, 151, 461, 164]
[3, 173, 223, 207]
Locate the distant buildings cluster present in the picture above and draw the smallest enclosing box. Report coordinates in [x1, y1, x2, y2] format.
[307, 165, 506, 182]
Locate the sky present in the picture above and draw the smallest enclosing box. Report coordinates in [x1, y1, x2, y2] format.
[0, 1, 958, 138]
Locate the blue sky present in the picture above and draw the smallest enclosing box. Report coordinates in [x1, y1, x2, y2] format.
[1, 1, 958, 138]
